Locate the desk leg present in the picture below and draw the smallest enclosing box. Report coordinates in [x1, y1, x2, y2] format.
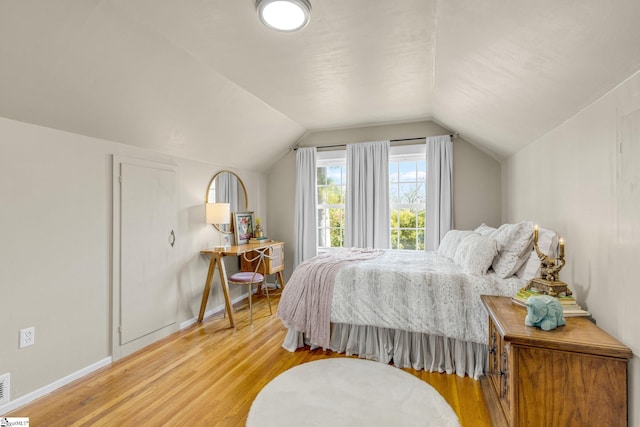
[276, 271, 285, 290]
[216, 255, 235, 328]
[198, 256, 218, 322]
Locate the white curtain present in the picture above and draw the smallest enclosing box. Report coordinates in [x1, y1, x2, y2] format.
[294, 147, 317, 267]
[216, 172, 239, 213]
[345, 141, 390, 249]
[425, 135, 453, 251]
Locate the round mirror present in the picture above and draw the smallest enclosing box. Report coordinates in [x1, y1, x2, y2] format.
[206, 170, 248, 233]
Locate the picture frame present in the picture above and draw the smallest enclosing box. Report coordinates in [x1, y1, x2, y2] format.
[233, 211, 254, 245]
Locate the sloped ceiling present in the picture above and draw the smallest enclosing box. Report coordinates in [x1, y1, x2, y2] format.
[1, 1, 640, 171]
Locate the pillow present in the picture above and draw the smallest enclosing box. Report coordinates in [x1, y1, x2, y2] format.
[474, 223, 497, 237]
[517, 226, 559, 281]
[453, 233, 499, 275]
[438, 230, 475, 259]
[490, 221, 534, 278]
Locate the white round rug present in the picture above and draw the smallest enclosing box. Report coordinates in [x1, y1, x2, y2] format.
[246, 358, 460, 427]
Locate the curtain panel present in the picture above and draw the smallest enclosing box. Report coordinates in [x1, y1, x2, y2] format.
[294, 147, 317, 267]
[345, 141, 390, 249]
[425, 135, 453, 251]
[216, 172, 239, 212]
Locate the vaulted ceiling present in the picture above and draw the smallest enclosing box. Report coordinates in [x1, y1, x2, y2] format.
[2, 1, 640, 171]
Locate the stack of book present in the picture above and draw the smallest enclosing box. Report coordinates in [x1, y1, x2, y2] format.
[512, 288, 591, 317]
[249, 237, 270, 244]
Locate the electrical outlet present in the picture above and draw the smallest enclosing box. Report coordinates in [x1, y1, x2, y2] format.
[0, 372, 9, 405]
[19, 326, 35, 348]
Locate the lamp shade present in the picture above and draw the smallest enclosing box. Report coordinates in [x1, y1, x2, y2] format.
[206, 203, 231, 225]
[256, 0, 311, 32]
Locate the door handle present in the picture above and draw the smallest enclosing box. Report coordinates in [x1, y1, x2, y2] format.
[169, 230, 176, 247]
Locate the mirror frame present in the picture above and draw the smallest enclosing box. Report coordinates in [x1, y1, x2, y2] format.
[206, 170, 248, 234]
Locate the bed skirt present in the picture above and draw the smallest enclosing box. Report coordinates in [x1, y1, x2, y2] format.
[282, 323, 488, 380]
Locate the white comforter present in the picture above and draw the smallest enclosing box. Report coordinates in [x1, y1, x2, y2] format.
[330, 250, 525, 345]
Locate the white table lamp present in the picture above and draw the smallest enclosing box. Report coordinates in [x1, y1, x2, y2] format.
[206, 203, 231, 249]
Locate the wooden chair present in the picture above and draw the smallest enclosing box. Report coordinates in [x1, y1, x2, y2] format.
[228, 247, 273, 324]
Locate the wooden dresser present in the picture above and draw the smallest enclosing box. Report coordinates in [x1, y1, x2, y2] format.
[480, 295, 632, 427]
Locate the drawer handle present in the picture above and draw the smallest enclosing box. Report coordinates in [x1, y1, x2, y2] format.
[489, 331, 497, 371]
[500, 351, 508, 397]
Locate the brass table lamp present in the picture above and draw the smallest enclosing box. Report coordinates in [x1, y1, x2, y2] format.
[524, 225, 572, 297]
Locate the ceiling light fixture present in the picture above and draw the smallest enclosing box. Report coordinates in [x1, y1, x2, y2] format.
[256, 0, 311, 32]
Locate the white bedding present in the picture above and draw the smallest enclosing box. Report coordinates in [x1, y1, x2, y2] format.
[330, 250, 525, 345]
[279, 223, 548, 378]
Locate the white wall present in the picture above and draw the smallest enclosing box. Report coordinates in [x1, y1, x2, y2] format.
[0, 117, 266, 409]
[503, 71, 640, 426]
[267, 120, 502, 278]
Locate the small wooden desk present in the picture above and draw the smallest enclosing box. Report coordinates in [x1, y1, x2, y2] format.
[198, 241, 285, 326]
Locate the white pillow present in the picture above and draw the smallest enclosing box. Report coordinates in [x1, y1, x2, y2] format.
[438, 230, 475, 259]
[453, 233, 498, 275]
[490, 221, 534, 278]
[516, 226, 559, 281]
[474, 223, 497, 237]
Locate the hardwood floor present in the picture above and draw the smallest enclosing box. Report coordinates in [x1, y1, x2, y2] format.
[7, 295, 492, 426]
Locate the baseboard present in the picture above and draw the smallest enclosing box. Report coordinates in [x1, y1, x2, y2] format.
[2, 291, 263, 414]
[0, 357, 112, 416]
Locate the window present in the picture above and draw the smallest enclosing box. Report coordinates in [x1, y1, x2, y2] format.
[315, 145, 426, 250]
[389, 155, 426, 250]
[316, 156, 346, 249]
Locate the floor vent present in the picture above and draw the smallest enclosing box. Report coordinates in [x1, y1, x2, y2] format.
[0, 373, 9, 405]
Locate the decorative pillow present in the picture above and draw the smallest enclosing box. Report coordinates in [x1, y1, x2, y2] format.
[474, 223, 497, 237]
[438, 230, 475, 259]
[490, 221, 534, 278]
[516, 226, 559, 281]
[453, 233, 499, 275]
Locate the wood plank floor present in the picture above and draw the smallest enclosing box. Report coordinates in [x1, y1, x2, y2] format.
[7, 295, 492, 426]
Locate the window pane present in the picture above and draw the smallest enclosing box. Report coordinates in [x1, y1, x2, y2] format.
[317, 228, 327, 247]
[399, 161, 417, 182]
[330, 227, 342, 247]
[390, 209, 399, 227]
[417, 230, 425, 250]
[398, 209, 416, 228]
[327, 165, 343, 185]
[317, 186, 327, 204]
[391, 229, 399, 249]
[328, 208, 343, 227]
[417, 161, 426, 182]
[327, 185, 342, 204]
[399, 229, 416, 250]
[390, 184, 400, 204]
[399, 183, 418, 203]
[317, 208, 327, 228]
[317, 167, 327, 185]
[417, 209, 426, 228]
[390, 162, 399, 183]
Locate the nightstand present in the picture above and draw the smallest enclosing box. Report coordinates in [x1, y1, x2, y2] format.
[480, 295, 632, 426]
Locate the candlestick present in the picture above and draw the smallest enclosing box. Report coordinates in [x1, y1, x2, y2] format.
[534, 224, 539, 241]
[559, 238, 565, 258]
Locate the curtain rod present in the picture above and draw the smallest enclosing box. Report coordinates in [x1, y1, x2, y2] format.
[291, 134, 458, 151]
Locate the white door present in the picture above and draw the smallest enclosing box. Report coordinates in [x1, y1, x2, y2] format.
[113, 156, 178, 359]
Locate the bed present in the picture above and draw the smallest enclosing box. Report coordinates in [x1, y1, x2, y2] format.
[277, 221, 560, 379]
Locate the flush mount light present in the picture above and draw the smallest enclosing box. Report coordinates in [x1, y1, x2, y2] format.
[256, 0, 311, 32]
